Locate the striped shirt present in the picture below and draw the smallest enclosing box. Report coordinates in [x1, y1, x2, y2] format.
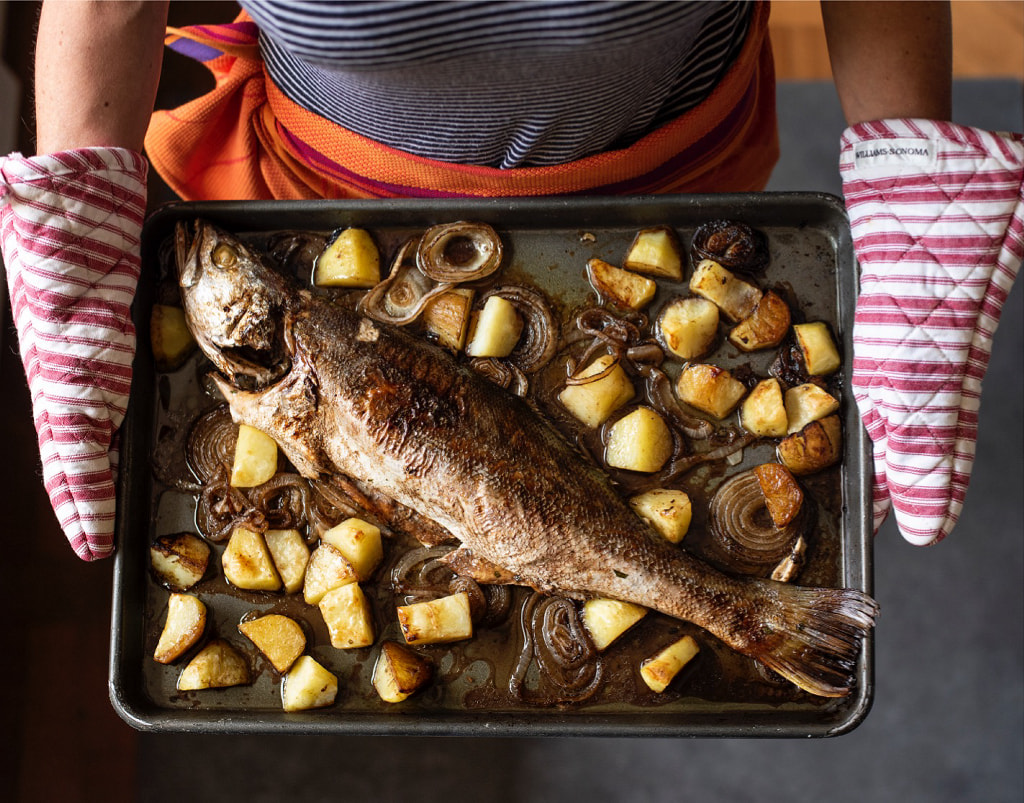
[240, 1, 752, 168]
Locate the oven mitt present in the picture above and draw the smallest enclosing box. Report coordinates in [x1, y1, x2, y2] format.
[0, 148, 147, 561]
[840, 119, 1024, 545]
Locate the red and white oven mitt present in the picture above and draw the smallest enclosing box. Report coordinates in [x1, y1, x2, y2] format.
[0, 148, 147, 561]
[840, 119, 1024, 545]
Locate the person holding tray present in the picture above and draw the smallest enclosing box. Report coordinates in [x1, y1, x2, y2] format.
[0, 1, 1021, 560]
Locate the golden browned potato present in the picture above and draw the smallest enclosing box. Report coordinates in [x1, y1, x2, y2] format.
[657, 296, 719, 360]
[793, 321, 841, 376]
[676, 363, 747, 420]
[558, 354, 635, 428]
[313, 227, 381, 288]
[640, 635, 700, 693]
[177, 639, 250, 691]
[753, 463, 804, 527]
[222, 527, 282, 592]
[153, 592, 206, 665]
[785, 383, 840, 434]
[319, 582, 375, 650]
[777, 414, 842, 475]
[263, 528, 310, 595]
[302, 543, 358, 605]
[586, 257, 657, 311]
[397, 592, 473, 645]
[238, 613, 306, 673]
[689, 259, 763, 322]
[728, 290, 791, 352]
[739, 377, 789, 437]
[422, 287, 474, 350]
[582, 598, 648, 651]
[150, 532, 210, 591]
[372, 641, 434, 703]
[622, 225, 684, 280]
[150, 304, 197, 372]
[229, 424, 278, 488]
[604, 407, 673, 473]
[465, 295, 524, 358]
[321, 517, 383, 582]
[628, 488, 692, 543]
[281, 655, 338, 712]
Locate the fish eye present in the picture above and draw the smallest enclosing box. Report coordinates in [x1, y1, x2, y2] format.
[212, 244, 238, 269]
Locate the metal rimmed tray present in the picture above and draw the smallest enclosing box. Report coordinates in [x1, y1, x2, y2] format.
[110, 193, 873, 737]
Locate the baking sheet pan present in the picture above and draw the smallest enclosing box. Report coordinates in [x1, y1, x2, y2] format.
[110, 194, 873, 737]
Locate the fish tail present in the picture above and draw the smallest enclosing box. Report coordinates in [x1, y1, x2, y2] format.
[749, 581, 879, 698]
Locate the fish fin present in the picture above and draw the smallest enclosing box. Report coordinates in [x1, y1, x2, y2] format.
[440, 547, 517, 585]
[750, 582, 879, 698]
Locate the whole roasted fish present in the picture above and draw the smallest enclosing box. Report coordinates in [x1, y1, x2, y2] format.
[176, 220, 878, 698]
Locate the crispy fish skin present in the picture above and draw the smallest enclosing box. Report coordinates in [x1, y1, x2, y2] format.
[178, 220, 878, 698]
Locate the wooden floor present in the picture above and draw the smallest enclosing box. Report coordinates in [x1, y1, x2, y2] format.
[0, 2, 1021, 801]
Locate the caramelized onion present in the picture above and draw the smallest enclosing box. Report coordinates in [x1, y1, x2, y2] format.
[416, 221, 503, 283]
[195, 464, 266, 541]
[481, 285, 559, 372]
[471, 358, 529, 397]
[249, 473, 310, 530]
[637, 364, 713, 440]
[511, 593, 604, 706]
[691, 219, 769, 275]
[707, 468, 805, 575]
[186, 405, 237, 484]
[359, 237, 453, 325]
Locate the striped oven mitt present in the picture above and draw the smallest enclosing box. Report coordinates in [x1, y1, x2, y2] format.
[841, 120, 1024, 545]
[0, 148, 147, 561]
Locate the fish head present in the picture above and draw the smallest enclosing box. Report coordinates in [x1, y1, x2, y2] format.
[176, 220, 292, 389]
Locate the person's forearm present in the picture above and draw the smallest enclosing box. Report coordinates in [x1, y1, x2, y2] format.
[34, 0, 169, 154]
[820, 1, 952, 125]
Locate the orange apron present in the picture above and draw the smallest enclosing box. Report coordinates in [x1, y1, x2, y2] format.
[145, 3, 778, 200]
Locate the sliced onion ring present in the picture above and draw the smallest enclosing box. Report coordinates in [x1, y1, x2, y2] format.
[481, 285, 559, 372]
[707, 468, 805, 575]
[416, 221, 503, 283]
[359, 237, 454, 325]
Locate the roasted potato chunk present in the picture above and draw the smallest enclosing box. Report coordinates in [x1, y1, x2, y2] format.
[313, 227, 381, 288]
[372, 641, 434, 703]
[558, 353, 635, 428]
[321, 517, 383, 582]
[422, 287, 474, 351]
[229, 424, 278, 488]
[177, 639, 250, 691]
[150, 532, 210, 591]
[657, 296, 719, 360]
[622, 225, 684, 280]
[793, 321, 841, 376]
[264, 528, 310, 595]
[605, 407, 673, 473]
[628, 488, 693, 543]
[465, 295, 524, 358]
[150, 304, 197, 371]
[282, 655, 337, 712]
[397, 592, 473, 645]
[154, 592, 206, 664]
[753, 463, 804, 527]
[582, 598, 648, 651]
[728, 290, 791, 352]
[222, 527, 282, 592]
[640, 635, 700, 693]
[238, 613, 306, 673]
[586, 257, 657, 311]
[319, 582, 375, 650]
[778, 414, 842, 475]
[689, 259, 763, 322]
[785, 383, 840, 434]
[740, 378, 788, 437]
[676, 363, 747, 420]
[303, 543, 358, 605]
